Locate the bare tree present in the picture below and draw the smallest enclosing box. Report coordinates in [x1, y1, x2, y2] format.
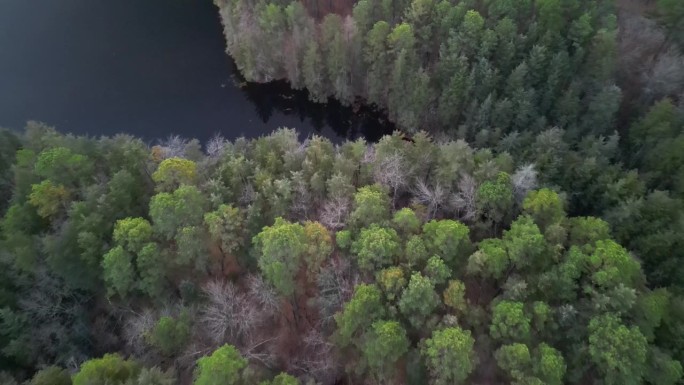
[450, 174, 478, 221]
[315, 258, 356, 328]
[511, 164, 538, 204]
[290, 171, 313, 220]
[246, 274, 281, 319]
[178, 341, 211, 369]
[643, 48, 684, 100]
[240, 182, 256, 205]
[157, 135, 188, 159]
[412, 180, 448, 219]
[362, 144, 376, 164]
[319, 197, 350, 230]
[9, 267, 91, 367]
[290, 330, 340, 385]
[203, 176, 227, 208]
[618, 9, 684, 104]
[242, 336, 280, 369]
[200, 280, 254, 344]
[122, 308, 155, 355]
[374, 152, 408, 206]
[206, 134, 228, 159]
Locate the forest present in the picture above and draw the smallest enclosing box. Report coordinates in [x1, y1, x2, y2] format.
[1, 0, 684, 384]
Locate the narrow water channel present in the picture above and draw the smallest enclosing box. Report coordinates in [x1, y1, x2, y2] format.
[0, 0, 393, 143]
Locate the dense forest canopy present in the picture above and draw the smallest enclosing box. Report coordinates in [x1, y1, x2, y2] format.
[1, 120, 683, 384]
[1, 0, 684, 384]
[215, 0, 683, 136]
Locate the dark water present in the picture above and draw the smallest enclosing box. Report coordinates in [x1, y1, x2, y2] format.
[0, 0, 392, 143]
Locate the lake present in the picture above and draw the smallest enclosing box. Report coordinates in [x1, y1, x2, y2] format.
[0, 0, 393, 143]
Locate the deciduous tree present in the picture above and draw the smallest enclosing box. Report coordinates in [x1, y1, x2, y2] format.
[422, 219, 472, 268]
[149, 185, 207, 240]
[522, 189, 565, 230]
[588, 314, 648, 385]
[490, 300, 531, 342]
[252, 218, 307, 298]
[152, 157, 198, 192]
[335, 284, 385, 347]
[421, 326, 476, 385]
[193, 344, 247, 385]
[349, 185, 391, 229]
[362, 320, 409, 381]
[398, 273, 440, 328]
[351, 224, 401, 272]
[73, 354, 140, 385]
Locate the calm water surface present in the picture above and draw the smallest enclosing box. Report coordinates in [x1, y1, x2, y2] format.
[0, 0, 392, 143]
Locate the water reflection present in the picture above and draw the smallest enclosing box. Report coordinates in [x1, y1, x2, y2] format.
[239, 76, 395, 143]
[0, 0, 393, 144]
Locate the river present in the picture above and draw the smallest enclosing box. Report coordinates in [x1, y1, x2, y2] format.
[0, 0, 392, 143]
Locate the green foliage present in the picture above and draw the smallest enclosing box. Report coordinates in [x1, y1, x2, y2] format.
[495, 343, 531, 381]
[113, 217, 152, 253]
[443, 279, 468, 314]
[421, 326, 476, 385]
[193, 345, 247, 385]
[204, 205, 246, 256]
[73, 353, 140, 385]
[102, 246, 135, 298]
[376, 266, 407, 301]
[523, 189, 565, 230]
[606, 191, 684, 288]
[589, 240, 642, 289]
[5, 89, 684, 385]
[131, 367, 177, 385]
[34, 147, 92, 187]
[634, 288, 671, 342]
[362, 320, 409, 380]
[28, 180, 69, 218]
[351, 224, 401, 272]
[645, 347, 683, 385]
[0, 372, 17, 385]
[467, 238, 509, 280]
[302, 221, 333, 277]
[149, 185, 207, 240]
[175, 225, 208, 269]
[656, 0, 684, 48]
[423, 255, 451, 285]
[335, 230, 352, 250]
[567, 216, 611, 248]
[253, 218, 307, 297]
[477, 172, 514, 225]
[261, 373, 300, 385]
[531, 301, 552, 333]
[30, 366, 72, 385]
[405, 234, 429, 268]
[422, 219, 472, 267]
[629, 99, 684, 195]
[302, 40, 326, 103]
[398, 273, 440, 328]
[365, 21, 392, 104]
[490, 300, 531, 342]
[335, 284, 385, 347]
[503, 216, 547, 270]
[147, 312, 191, 356]
[533, 343, 566, 385]
[588, 314, 648, 385]
[152, 157, 198, 191]
[136, 242, 166, 298]
[349, 185, 391, 229]
[392, 207, 421, 235]
[0, 129, 21, 216]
